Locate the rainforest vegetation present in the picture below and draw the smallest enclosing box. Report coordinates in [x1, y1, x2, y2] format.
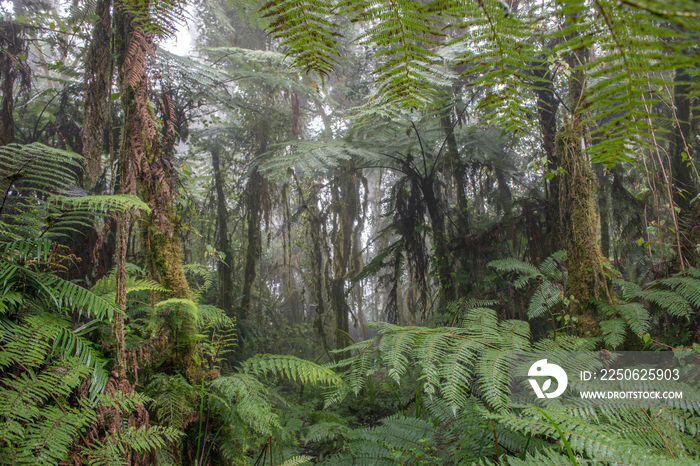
[1, 0, 700, 464]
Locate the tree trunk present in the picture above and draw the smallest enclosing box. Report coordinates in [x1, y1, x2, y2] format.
[594, 164, 611, 259]
[330, 161, 359, 357]
[0, 21, 25, 146]
[240, 168, 263, 321]
[82, 0, 112, 186]
[422, 175, 455, 305]
[440, 114, 469, 236]
[559, 43, 610, 335]
[306, 191, 330, 353]
[211, 146, 234, 314]
[670, 67, 696, 215]
[534, 61, 562, 254]
[115, 3, 198, 382]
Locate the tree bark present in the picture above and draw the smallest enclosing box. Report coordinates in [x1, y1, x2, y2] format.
[82, 0, 112, 186]
[422, 174, 455, 305]
[211, 146, 234, 314]
[534, 60, 562, 254]
[0, 21, 26, 146]
[240, 168, 263, 321]
[670, 67, 696, 215]
[559, 40, 610, 335]
[329, 163, 357, 357]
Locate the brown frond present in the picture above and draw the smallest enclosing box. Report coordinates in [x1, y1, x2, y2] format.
[161, 90, 177, 148]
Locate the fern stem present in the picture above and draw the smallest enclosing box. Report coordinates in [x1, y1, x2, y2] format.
[537, 285, 557, 341]
[198, 405, 211, 466]
[490, 419, 500, 463]
[640, 407, 676, 459]
[539, 285, 557, 341]
[203, 425, 224, 465]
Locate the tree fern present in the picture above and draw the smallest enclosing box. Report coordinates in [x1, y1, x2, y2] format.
[49, 194, 151, 215]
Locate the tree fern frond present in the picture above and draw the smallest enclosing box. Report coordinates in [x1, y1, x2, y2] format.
[260, 0, 341, 80]
[488, 258, 540, 289]
[475, 348, 511, 410]
[0, 143, 82, 195]
[342, 0, 450, 108]
[53, 324, 109, 400]
[444, 0, 543, 132]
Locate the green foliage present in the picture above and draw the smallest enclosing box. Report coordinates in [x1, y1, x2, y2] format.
[260, 0, 341, 80]
[442, 0, 542, 132]
[0, 257, 120, 320]
[327, 303, 700, 464]
[0, 323, 93, 466]
[318, 415, 438, 465]
[341, 0, 450, 108]
[242, 353, 340, 385]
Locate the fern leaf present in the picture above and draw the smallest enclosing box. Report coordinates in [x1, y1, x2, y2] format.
[260, 0, 341, 80]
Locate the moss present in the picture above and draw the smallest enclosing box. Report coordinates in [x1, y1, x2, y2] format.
[556, 120, 612, 336]
[143, 207, 208, 384]
[149, 217, 192, 301]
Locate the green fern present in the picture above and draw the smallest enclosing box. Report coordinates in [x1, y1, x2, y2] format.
[260, 0, 341, 80]
[442, 0, 543, 132]
[242, 353, 340, 386]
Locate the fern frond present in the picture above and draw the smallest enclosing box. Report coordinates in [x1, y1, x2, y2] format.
[443, 0, 543, 132]
[209, 373, 280, 434]
[277, 456, 313, 466]
[146, 374, 196, 429]
[242, 354, 339, 386]
[341, 0, 450, 108]
[0, 143, 82, 195]
[260, 0, 341, 80]
[50, 194, 151, 214]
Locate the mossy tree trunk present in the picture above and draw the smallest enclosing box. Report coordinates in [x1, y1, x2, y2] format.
[594, 164, 611, 259]
[82, 0, 112, 186]
[305, 188, 330, 354]
[330, 160, 360, 358]
[422, 174, 455, 305]
[240, 167, 264, 322]
[0, 21, 28, 146]
[211, 145, 234, 315]
[115, 3, 198, 382]
[558, 44, 611, 336]
[281, 182, 301, 325]
[533, 55, 562, 254]
[440, 111, 470, 297]
[440, 114, 469, 237]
